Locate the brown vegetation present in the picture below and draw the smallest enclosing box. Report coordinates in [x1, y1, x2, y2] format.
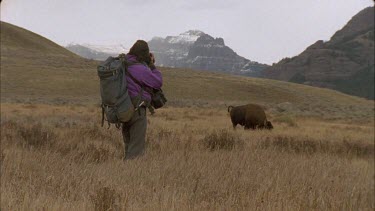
[1, 103, 374, 210]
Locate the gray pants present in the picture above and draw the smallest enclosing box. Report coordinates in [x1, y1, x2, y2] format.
[121, 107, 147, 160]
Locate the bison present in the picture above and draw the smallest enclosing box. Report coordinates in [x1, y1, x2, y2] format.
[228, 104, 273, 130]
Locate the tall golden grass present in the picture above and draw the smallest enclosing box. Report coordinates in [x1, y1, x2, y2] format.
[1, 103, 374, 210]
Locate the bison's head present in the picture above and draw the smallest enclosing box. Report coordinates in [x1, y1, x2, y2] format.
[227, 106, 234, 113]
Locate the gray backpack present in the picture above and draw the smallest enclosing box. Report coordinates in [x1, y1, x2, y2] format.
[97, 54, 134, 127]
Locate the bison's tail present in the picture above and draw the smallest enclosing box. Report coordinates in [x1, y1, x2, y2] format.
[227, 106, 234, 113]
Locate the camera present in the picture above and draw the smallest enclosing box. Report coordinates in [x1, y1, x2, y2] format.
[149, 53, 155, 64]
[151, 89, 167, 109]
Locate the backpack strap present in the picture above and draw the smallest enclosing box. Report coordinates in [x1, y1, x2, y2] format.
[101, 104, 111, 129]
[101, 104, 105, 127]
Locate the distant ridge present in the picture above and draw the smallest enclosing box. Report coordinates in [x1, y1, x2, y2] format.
[66, 43, 129, 61]
[66, 44, 113, 61]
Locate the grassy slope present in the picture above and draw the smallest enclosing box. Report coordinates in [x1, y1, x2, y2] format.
[1, 21, 81, 59]
[1, 21, 98, 102]
[1, 21, 373, 120]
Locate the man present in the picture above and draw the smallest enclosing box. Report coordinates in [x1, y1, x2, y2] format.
[122, 40, 162, 159]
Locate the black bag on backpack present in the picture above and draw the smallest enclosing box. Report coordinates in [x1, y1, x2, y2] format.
[150, 89, 167, 109]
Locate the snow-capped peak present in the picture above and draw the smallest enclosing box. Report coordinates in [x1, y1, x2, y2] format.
[167, 30, 205, 44]
[181, 30, 205, 36]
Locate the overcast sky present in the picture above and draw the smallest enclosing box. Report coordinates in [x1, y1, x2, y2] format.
[1, 0, 373, 64]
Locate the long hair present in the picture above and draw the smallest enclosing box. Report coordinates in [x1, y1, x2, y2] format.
[128, 40, 151, 64]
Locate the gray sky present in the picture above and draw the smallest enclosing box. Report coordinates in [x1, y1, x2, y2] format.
[1, 0, 373, 64]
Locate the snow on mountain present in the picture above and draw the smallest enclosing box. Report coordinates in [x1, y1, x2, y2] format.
[66, 43, 129, 61]
[165, 30, 205, 44]
[80, 43, 129, 55]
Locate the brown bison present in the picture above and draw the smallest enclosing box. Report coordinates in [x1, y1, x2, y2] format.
[228, 104, 273, 130]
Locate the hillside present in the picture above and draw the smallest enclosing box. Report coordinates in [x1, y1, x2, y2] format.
[0, 21, 373, 121]
[0, 21, 91, 66]
[0, 21, 98, 102]
[263, 7, 375, 99]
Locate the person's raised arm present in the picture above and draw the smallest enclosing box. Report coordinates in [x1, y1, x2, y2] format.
[140, 67, 162, 89]
[140, 53, 162, 89]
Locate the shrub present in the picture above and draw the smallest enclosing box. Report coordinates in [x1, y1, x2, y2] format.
[273, 115, 298, 127]
[202, 130, 243, 151]
[75, 144, 112, 163]
[260, 136, 318, 154]
[18, 123, 56, 149]
[258, 136, 374, 158]
[91, 186, 119, 211]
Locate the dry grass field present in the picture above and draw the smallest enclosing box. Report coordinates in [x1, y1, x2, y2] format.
[1, 103, 374, 210]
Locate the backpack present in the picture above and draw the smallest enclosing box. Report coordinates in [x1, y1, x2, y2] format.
[97, 54, 134, 127]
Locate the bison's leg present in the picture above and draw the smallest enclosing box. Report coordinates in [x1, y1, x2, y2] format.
[248, 124, 257, 130]
[231, 118, 237, 130]
[266, 121, 274, 130]
[244, 121, 256, 130]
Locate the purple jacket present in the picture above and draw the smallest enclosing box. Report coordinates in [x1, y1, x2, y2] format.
[125, 54, 163, 101]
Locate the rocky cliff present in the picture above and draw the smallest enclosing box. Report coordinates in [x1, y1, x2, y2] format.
[263, 7, 374, 99]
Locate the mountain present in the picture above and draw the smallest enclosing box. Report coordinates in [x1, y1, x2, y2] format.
[148, 30, 268, 76]
[66, 43, 128, 60]
[262, 7, 374, 99]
